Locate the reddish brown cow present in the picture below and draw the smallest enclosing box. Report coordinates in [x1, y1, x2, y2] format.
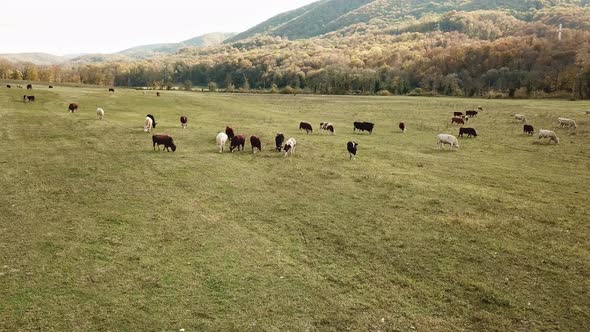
[68, 103, 78, 112]
[451, 117, 465, 125]
[399, 122, 406, 132]
[250, 135, 262, 153]
[180, 116, 188, 129]
[152, 134, 176, 152]
[230, 135, 246, 152]
[225, 126, 235, 141]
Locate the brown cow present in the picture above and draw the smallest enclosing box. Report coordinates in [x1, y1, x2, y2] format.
[225, 126, 235, 141]
[180, 116, 188, 129]
[230, 135, 246, 152]
[152, 134, 176, 152]
[451, 117, 466, 125]
[250, 136, 262, 153]
[68, 103, 78, 112]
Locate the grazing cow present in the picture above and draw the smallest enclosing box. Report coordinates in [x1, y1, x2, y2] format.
[23, 95, 35, 102]
[96, 108, 104, 120]
[152, 134, 176, 152]
[538, 129, 559, 144]
[180, 116, 188, 129]
[283, 138, 296, 157]
[523, 124, 534, 135]
[225, 126, 235, 141]
[68, 103, 78, 112]
[17, 85, 22, 88]
[353, 121, 375, 134]
[466, 110, 478, 117]
[557, 117, 577, 129]
[299, 122, 313, 134]
[459, 127, 477, 138]
[144, 117, 153, 132]
[6, 84, 11, 88]
[347, 141, 358, 160]
[514, 114, 526, 122]
[216, 132, 228, 153]
[250, 135, 262, 153]
[48, 85, 53, 88]
[230, 135, 246, 152]
[156, 92, 160, 97]
[477, 106, 483, 111]
[437, 134, 460, 150]
[275, 133, 285, 152]
[320, 122, 328, 130]
[146, 114, 156, 128]
[399, 122, 406, 133]
[109, 88, 115, 92]
[453, 112, 464, 117]
[26, 84, 32, 90]
[451, 117, 466, 125]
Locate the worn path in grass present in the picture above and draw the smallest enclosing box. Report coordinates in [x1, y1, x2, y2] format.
[0, 86, 589, 331]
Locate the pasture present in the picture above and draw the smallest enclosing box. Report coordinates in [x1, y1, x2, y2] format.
[0, 86, 589, 331]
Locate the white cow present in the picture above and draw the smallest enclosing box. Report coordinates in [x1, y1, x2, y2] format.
[514, 114, 527, 122]
[96, 108, 104, 120]
[538, 129, 559, 144]
[284, 138, 297, 157]
[557, 117, 577, 128]
[216, 132, 228, 153]
[437, 134, 459, 150]
[144, 117, 153, 133]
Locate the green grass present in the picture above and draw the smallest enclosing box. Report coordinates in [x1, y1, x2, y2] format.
[0, 87, 589, 331]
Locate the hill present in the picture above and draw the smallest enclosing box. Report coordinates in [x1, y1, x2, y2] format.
[117, 32, 236, 59]
[228, 0, 590, 42]
[0, 53, 67, 65]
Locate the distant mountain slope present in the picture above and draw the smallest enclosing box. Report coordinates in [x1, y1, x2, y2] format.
[0, 53, 67, 65]
[228, 0, 590, 42]
[117, 32, 236, 59]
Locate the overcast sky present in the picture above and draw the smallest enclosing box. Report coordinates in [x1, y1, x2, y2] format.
[0, 0, 317, 55]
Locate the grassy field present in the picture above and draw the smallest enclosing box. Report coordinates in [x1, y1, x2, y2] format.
[0, 86, 589, 331]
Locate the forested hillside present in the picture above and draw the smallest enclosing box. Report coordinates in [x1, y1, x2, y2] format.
[2, 0, 590, 98]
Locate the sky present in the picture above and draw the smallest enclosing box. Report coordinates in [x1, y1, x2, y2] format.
[0, 0, 318, 55]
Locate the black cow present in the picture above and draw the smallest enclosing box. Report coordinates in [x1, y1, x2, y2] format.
[156, 92, 160, 97]
[6, 84, 11, 88]
[26, 84, 32, 90]
[523, 124, 534, 136]
[146, 114, 156, 128]
[250, 136, 262, 153]
[68, 103, 78, 112]
[23, 95, 35, 102]
[230, 135, 246, 152]
[299, 122, 313, 134]
[353, 121, 374, 134]
[466, 110, 478, 117]
[454, 112, 464, 117]
[399, 122, 406, 133]
[109, 88, 115, 92]
[48, 85, 53, 88]
[180, 116, 188, 129]
[459, 127, 477, 138]
[275, 133, 285, 152]
[347, 141, 358, 160]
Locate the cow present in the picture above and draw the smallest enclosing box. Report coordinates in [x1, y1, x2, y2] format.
[284, 138, 296, 157]
[156, 92, 160, 97]
[347, 141, 358, 160]
[23, 95, 35, 102]
[144, 117, 153, 132]
[453, 112, 464, 117]
[225, 126, 235, 141]
[152, 134, 176, 152]
[146, 114, 156, 128]
[437, 134, 460, 150]
[451, 117, 466, 125]
[109, 88, 115, 92]
[459, 127, 477, 138]
[48, 85, 53, 88]
[399, 122, 406, 133]
[299, 122, 313, 134]
[354, 121, 375, 134]
[180, 116, 188, 129]
[26, 84, 32, 90]
[477, 106, 484, 112]
[523, 124, 534, 136]
[250, 135, 262, 153]
[230, 135, 246, 152]
[514, 114, 526, 122]
[320, 122, 328, 131]
[557, 117, 577, 129]
[216, 132, 228, 153]
[6, 85, 11, 88]
[275, 133, 285, 152]
[96, 108, 104, 120]
[466, 110, 478, 117]
[68, 103, 78, 112]
[538, 129, 559, 144]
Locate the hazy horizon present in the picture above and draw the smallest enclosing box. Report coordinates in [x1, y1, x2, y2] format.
[0, 0, 317, 55]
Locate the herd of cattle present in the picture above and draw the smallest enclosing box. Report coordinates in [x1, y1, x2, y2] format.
[9, 84, 589, 157]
